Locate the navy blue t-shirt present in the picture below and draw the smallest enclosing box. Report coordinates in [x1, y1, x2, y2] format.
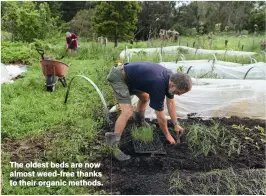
[124, 61, 174, 111]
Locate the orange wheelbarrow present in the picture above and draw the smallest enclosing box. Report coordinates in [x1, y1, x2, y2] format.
[37, 48, 69, 92]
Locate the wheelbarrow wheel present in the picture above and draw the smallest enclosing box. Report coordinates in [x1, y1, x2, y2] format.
[46, 85, 56, 92]
[46, 75, 57, 92]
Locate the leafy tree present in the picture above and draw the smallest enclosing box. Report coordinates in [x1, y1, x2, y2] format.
[172, 1, 202, 35]
[245, 3, 266, 33]
[92, 1, 141, 47]
[1, 1, 58, 42]
[60, 1, 97, 22]
[69, 9, 95, 38]
[172, 1, 256, 35]
[36, 1, 62, 20]
[136, 1, 176, 40]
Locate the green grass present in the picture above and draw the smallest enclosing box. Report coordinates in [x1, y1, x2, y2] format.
[1, 44, 117, 139]
[170, 167, 266, 195]
[1, 40, 118, 194]
[131, 126, 154, 143]
[184, 121, 241, 157]
[128, 35, 265, 53]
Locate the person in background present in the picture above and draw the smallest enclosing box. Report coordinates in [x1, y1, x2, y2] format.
[105, 61, 192, 161]
[66, 31, 78, 55]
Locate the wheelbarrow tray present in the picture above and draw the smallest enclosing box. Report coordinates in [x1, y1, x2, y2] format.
[40, 59, 68, 77]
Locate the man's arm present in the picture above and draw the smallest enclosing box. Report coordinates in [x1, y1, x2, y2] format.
[155, 110, 176, 144]
[166, 97, 177, 124]
[166, 97, 184, 137]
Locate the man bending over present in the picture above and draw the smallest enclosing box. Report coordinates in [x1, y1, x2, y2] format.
[106, 61, 192, 161]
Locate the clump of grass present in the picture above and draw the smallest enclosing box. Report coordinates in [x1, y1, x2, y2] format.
[131, 126, 154, 143]
[186, 121, 241, 157]
[170, 167, 266, 195]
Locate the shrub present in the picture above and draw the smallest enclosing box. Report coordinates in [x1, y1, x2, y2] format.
[1, 2, 58, 42]
[1, 41, 36, 64]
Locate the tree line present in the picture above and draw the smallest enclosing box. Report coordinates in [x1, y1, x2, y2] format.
[1, 1, 265, 45]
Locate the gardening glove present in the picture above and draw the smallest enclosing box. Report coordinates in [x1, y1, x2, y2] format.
[105, 132, 131, 161]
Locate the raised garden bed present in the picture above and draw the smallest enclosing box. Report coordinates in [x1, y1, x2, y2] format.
[101, 113, 266, 195]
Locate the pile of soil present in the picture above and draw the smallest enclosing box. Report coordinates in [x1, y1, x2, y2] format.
[101, 113, 265, 195]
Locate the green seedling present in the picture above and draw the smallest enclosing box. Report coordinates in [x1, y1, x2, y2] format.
[255, 125, 265, 135]
[255, 142, 260, 150]
[131, 126, 154, 143]
[232, 124, 246, 131]
[186, 121, 241, 157]
[170, 167, 266, 195]
[177, 65, 185, 72]
[244, 136, 254, 142]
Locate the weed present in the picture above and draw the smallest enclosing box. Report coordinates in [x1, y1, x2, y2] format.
[169, 170, 184, 191]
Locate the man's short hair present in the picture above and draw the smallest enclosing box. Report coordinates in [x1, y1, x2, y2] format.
[170, 72, 192, 91]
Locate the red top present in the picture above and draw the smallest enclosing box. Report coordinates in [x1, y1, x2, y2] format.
[66, 33, 78, 48]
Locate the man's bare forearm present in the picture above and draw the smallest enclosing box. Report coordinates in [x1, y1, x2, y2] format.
[155, 110, 171, 137]
[166, 98, 178, 124]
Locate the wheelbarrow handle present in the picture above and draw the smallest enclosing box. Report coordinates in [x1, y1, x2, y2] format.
[36, 48, 44, 60]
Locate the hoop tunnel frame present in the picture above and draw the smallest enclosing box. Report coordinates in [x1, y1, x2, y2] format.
[64, 75, 112, 125]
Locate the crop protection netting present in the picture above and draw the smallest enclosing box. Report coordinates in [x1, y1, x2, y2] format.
[120, 45, 257, 59]
[1, 63, 27, 84]
[110, 63, 266, 119]
[159, 61, 266, 80]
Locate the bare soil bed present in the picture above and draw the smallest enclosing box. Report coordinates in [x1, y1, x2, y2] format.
[2, 113, 265, 195]
[101, 113, 265, 195]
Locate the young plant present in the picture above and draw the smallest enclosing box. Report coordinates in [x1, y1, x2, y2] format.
[169, 167, 266, 195]
[131, 126, 154, 143]
[232, 124, 246, 131]
[186, 121, 241, 157]
[177, 65, 185, 72]
[255, 125, 265, 136]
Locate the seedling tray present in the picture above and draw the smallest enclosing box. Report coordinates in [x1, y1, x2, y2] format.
[132, 132, 166, 155]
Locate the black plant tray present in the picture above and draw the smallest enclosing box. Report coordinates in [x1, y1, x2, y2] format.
[132, 132, 167, 155]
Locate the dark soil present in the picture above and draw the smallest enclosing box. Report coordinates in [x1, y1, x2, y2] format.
[101, 113, 266, 195]
[2, 113, 265, 195]
[2, 137, 46, 163]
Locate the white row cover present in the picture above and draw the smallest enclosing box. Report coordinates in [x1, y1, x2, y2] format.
[159, 61, 266, 80]
[120, 46, 257, 59]
[109, 65, 266, 119]
[1, 63, 27, 84]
